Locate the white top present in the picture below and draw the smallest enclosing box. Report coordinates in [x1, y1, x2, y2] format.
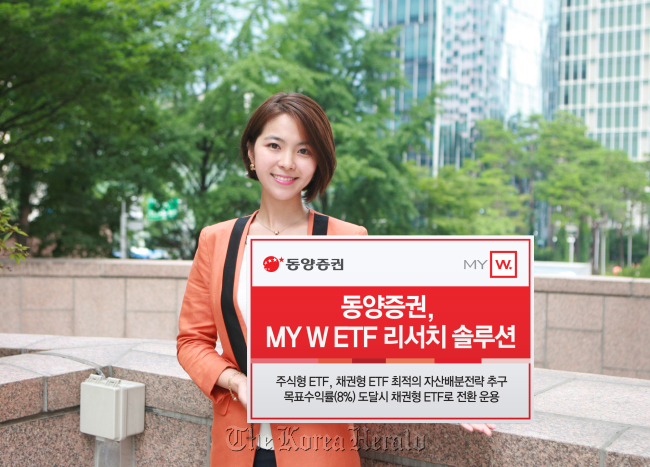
[237, 241, 274, 450]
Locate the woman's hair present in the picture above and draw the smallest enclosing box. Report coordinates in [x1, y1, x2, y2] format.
[240, 92, 336, 203]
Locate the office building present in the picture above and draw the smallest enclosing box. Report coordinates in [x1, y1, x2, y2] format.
[372, 0, 547, 172]
[558, 0, 650, 159]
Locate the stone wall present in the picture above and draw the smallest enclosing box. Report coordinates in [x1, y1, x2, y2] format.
[534, 275, 650, 380]
[2, 259, 650, 379]
[1, 334, 649, 467]
[0, 259, 191, 341]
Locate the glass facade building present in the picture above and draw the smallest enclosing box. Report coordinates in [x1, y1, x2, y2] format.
[543, 0, 562, 121]
[372, 0, 547, 172]
[558, 0, 650, 159]
[373, 0, 441, 171]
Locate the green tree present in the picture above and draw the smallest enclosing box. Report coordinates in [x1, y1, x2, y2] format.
[0, 0, 188, 241]
[0, 207, 29, 269]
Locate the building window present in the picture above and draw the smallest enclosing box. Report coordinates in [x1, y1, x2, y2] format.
[626, 31, 633, 52]
[581, 84, 586, 104]
[574, 61, 579, 80]
[397, 0, 406, 23]
[599, 58, 605, 78]
[633, 107, 639, 127]
[600, 9, 606, 29]
[566, 37, 570, 56]
[582, 60, 587, 79]
[608, 7, 614, 28]
[614, 132, 620, 149]
[624, 107, 630, 127]
[636, 5, 642, 26]
[616, 82, 622, 102]
[608, 32, 614, 53]
[616, 57, 623, 78]
[583, 35, 588, 55]
[598, 109, 604, 128]
[625, 81, 631, 102]
[410, 0, 419, 21]
[599, 35, 605, 53]
[617, 31, 623, 53]
[583, 10, 588, 30]
[599, 83, 605, 103]
[634, 82, 640, 101]
[607, 82, 613, 103]
[607, 57, 614, 78]
[615, 108, 621, 128]
[565, 61, 570, 80]
[606, 108, 612, 128]
[405, 25, 414, 59]
[634, 56, 641, 76]
[618, 6, 624, 27]
[635, 31, 642, 51]
[625, 56, 632, 76]
[627, 5, 633, 27]
[418, 23, 428, 59]
[632, 133, 638, 156]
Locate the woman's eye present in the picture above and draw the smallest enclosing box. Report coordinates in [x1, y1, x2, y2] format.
[269, 143, 280, 149]
[298, 148, 310, 155]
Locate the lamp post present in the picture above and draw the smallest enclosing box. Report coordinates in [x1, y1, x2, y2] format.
[566, 224, 578, 263]
[120, 200, 127, 260]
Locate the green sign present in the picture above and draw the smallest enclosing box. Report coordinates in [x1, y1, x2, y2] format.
[147, 198, 179, 221]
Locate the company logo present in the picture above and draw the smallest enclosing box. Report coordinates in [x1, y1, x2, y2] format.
[263, 256, 282, 272]
[490, 251, 517, 278]
[286, 258, 344, 271]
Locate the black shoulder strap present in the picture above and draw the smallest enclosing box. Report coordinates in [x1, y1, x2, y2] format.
[222, 213, 329, 374]
[221, 216, 250, 375]
[312, 213, 329, 235]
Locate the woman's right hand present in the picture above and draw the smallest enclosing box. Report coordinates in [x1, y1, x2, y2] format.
[217, 369, 248, 408]
[232, 373, 248, 409]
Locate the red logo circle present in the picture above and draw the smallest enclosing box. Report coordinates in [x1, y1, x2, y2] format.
[263, 256, 280, 272]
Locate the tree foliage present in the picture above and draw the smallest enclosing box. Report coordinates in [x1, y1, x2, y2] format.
[2, 0, 648, 265]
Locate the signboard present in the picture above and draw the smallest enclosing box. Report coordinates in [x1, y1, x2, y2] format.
[146, 198, 179, 221]
[247, 236, 533, 423]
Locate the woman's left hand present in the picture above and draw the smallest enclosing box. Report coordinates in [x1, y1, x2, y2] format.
[459, 423, 496, 436]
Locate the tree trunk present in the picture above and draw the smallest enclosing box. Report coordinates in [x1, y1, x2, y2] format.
[619, 227, 624, 267]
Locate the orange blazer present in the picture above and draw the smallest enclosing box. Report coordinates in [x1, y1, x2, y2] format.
[177, 209, 367, 467]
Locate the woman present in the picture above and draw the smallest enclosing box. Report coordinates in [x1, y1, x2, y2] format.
[177, 93, 367, 467]
[177, 92, 494, 467]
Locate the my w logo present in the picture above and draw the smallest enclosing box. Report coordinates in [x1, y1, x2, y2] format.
[490, 252, 517, 278]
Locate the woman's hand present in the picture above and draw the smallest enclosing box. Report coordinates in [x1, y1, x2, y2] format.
[232, 373, 248, 409]
[459, 423, 496, 436]
[217, 369, 248, 409]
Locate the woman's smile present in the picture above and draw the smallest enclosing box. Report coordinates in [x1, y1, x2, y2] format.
[272, 173, 298, 185]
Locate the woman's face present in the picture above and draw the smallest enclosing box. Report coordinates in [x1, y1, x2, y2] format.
[248, 113, 317, 202]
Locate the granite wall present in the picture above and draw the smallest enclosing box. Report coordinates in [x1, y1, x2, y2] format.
[2, 259, 650, 380]
[0, 259, 190, 341]
[1, 334, 649, 467]
[534, 275, 650, 380]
